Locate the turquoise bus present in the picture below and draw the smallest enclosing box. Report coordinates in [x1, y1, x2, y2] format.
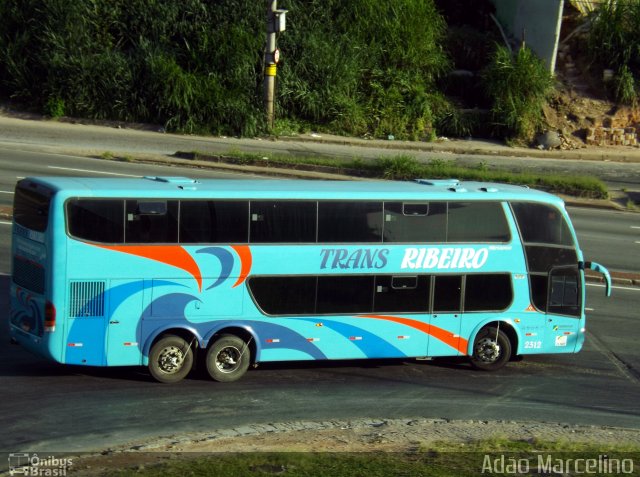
[10, 177, 611, 383]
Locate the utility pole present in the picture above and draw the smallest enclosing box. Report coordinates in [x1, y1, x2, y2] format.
[264, 0, 286, 130]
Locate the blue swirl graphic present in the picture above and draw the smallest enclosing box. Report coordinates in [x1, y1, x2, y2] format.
[197, 247, 235, 290]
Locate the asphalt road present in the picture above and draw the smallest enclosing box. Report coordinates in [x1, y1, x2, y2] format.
[567, 207, 640, 273]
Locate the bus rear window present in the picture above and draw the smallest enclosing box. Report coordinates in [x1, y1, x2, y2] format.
[14, 183, 52, 232]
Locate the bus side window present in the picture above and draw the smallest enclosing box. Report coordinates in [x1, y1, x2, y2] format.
[464, 274, 513, 312]
[318, 202, 383, 243]
[447, 202, 511, 243]
[250, 201, 316, 243]
[383, 202, 446, 243]
[374, 275, 430, 313]
[180, 201, 249, 243]
[316, 276, 375, 314]
[67, 199, 124, 243]
[511, 202, 574, 246]
[433, 275, 462, 313]
[125, 200, 178, 243]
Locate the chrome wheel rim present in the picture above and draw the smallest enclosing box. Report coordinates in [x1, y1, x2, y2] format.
[158, 345, 185, 374]
[475, 337, 501, 363]
[215, 346, 242, 373]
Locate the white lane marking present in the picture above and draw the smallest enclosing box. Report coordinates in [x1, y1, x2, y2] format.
[587, 283, 640, 292]
[47, 166, 139, 177]
[585, 307, 595, 311]
[0, 221, 11, 225]
[631, 226, 640, 229]
[0, 190, 13, 194]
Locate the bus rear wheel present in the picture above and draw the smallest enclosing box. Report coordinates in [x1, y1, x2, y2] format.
[149, 335, 194, 383]
[470, 327, 511, 371]
[206, 334, 250, 382]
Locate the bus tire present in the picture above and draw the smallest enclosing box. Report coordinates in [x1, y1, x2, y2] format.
[470, 327, 511, 371]
[148, 335, 194, 383]
[206, 334, 250, 382]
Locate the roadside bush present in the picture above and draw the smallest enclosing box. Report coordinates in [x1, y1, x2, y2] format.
[588, 0, 640, 76]
[0, 0, 265, 135]
[482, 45, 553, 143]
[613, 65, 638, 106]
[588, 0, 640, 105]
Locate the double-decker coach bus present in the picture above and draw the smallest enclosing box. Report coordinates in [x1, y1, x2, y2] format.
[10, 177, 611, 383]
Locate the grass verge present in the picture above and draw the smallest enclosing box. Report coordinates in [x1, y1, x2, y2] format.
[102, 439, 640, 476]
[188, 151, 609, 199]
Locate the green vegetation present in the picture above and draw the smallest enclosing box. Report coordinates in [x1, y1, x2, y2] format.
[0, 0, 559, 143]
[100, 440, 640, 476]
[588, 0, 640, 105]
[189, 151, 609, 199]
[0, 0, 265, 136]
[0, 0, 451, 140]
[278, 0, 450, 141]
[482, 46, 554, 143]
[614, 65, 638, 107]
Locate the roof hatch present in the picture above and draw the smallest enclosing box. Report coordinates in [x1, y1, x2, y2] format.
[144, 176, 198, 184]
[144, 176, 199, 190]
[415, 179, 460, 187]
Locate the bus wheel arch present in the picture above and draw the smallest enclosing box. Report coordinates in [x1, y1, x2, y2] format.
[148, 331, 198, 383]
[205, 327, 255, 383]
[469, 322, 515, 371]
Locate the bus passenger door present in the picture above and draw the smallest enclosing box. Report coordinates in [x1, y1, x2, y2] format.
[545, 266, 582, 352]
[427, 276, 463, 357]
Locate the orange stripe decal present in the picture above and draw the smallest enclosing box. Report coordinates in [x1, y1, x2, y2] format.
[358, 314, 468, 355]
[231, 245, 252, 288]
[95, 245, 203, 291]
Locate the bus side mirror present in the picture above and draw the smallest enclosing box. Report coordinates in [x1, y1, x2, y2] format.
[583, 261, 611, 297]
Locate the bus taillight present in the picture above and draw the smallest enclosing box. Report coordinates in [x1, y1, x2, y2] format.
[44, 301, 56, 332]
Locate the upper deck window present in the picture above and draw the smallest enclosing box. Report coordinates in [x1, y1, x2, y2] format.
[180, 200, 249, 243]
[511, 202, 574, 246]
[14, 182, 52, 232]
[125, 200, 178, 243]
[318, 201, 383, 243]
[447, 202, 511, 243]
[66, 196, 512, 245]
[67, 199, 124, 243]
[250, 201, 316, 243]
[383, 202, 447, 242]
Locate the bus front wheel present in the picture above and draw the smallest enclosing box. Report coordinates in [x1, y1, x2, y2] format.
[470, 327, 511, 371]
[206, 334, 250, 382]
[149, 335, 194, 383]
